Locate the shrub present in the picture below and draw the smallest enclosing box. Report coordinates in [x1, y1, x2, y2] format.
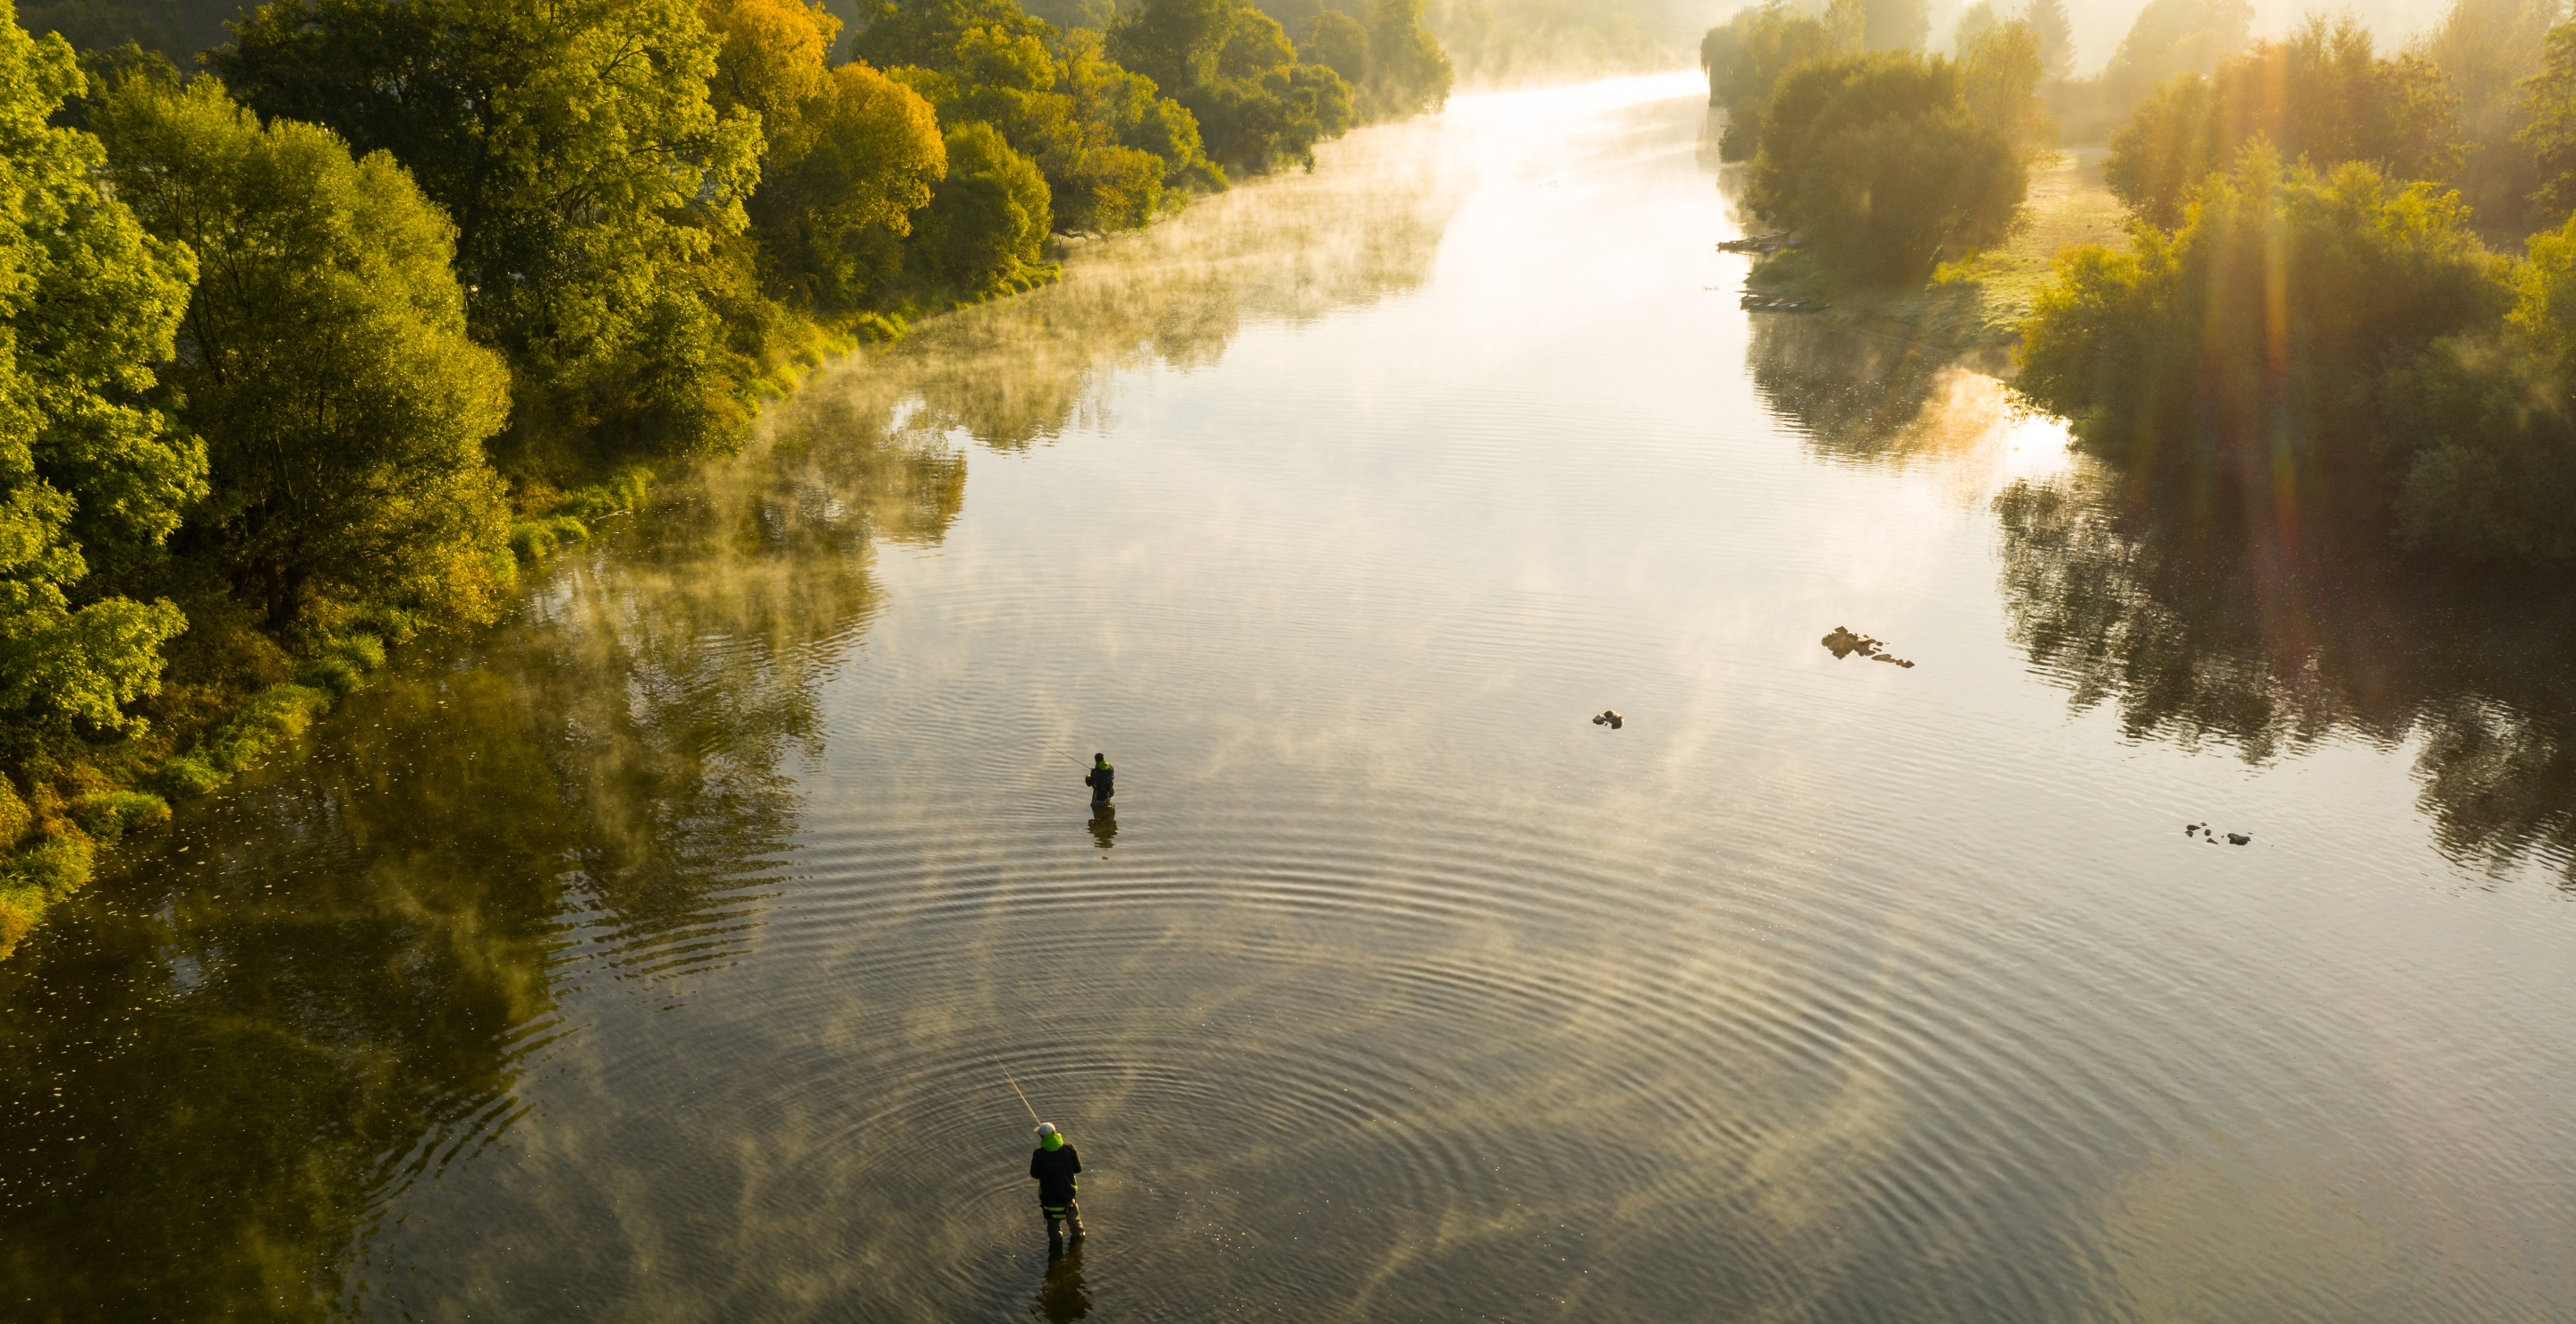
[159, 753, 225, 796]
[0, 780, 28, 847]
[332, 632, 386, 671]
[1747, 49, 2028, 278]
[197, 683, 334, 773]
[2019, 149, 2509, 504]
[0, 884, 38, 959]
[11, 833, 94, 895]
[2105, 15, 2460, 229]
[509, 522, 559, 562]
[72, 790, 170, 842]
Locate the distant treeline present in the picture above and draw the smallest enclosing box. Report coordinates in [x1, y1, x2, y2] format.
[1707, 0, 2576, 573]
[0, 0, 1455, 957]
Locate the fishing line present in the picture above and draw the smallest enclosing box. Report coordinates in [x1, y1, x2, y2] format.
[998, 1057, 1040, 1125]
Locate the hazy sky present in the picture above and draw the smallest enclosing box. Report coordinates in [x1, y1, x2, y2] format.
[1677, 0, 2465, 72]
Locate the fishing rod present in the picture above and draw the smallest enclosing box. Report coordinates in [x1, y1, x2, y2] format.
[997, 1056, 1041, 1125]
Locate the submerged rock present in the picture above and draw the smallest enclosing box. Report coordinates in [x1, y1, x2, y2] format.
[1592, 710, 1624, 729]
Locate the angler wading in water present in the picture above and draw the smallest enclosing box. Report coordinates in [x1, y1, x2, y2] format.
[1030, 1122, 1085, 1245]
[1084, 754, 1114, 810]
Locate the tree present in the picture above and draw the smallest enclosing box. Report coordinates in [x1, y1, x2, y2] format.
[1304, 8, 1368, 85]
[2024, 0, 2072, 79]
[750, 61, 947, 309]
[1700, 4, 1841, 160]
[1863, 0, 1928, 52]
[1952, 3, 1999, 54]
[2100, 0, 2252, 112]
[2019, 151, 2508, 502]
[1364, 0, 1451, 119]
[95, 79, 515, 628]
[2411, 0, 2561, 235]
[1748, 49, 2027, 276]
[1960, 19, 2052, 162]
[2107, 16, 2463, 229]
[857, 0, 1219, 233]
[2518, 17, 2576, 222]
[0, 6, 199, 739]
[1108, 0, 1352, 173]
[905, 120, 1053, 292]
[216, 0, 764, 461]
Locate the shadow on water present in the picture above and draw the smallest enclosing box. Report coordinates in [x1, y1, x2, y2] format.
[1033, 1239, 1090, 1322]
[1749, 315, 1956, 466]
[1995, 468, 2576, 886]
[1735, 274, 2576, 887]
[0, 115, 1460, 1320]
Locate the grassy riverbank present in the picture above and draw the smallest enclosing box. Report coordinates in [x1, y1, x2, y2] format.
[1742, 149, 2125, 372]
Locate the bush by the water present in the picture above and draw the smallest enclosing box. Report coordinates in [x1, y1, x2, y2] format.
[2010, 149, 2576, 564]
[1745, 45, 2038, 279]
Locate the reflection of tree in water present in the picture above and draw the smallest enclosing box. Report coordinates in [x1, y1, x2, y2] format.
[0, 117, 1453, 1317]
[0, 670, 577, 1319]
[513, 411, 964, 971]
[834, 120, 1455, 452]
[1996, 469, 2576, 884]
[1748, 316, 1960, 465]
[0, 418, 967, 1316]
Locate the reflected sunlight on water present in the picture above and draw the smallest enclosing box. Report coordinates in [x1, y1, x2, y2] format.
[4, 74, 2571, 1324]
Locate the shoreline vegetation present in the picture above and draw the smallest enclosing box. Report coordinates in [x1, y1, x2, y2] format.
[0, 0, 1707, 958]
[1707, 0, 2576, 565]
[0, 0, 1497, 960]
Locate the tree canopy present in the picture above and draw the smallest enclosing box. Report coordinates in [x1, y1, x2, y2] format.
[2106, 15, 2462, 229]
[93, 77, 514, 628]
[0, 9, 198, 740]
[1108, 0, 1352, 174]
[215, 0, 765, 462]
[1746, 47, 2029, 277]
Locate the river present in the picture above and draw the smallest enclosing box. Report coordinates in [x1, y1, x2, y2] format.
[4, 72, 2572, 1323]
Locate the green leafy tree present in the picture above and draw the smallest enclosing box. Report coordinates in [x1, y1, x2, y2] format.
[2019, 150, 2508, 499]
[2099, 0, 2251, 112]
[2374, 206, 2576, 563]
[215, 0, 764, 462]
[1699, 4, 1840, 160]
[2410, 0, 2561, 236]
[93, 78, 514, 629]
[1952, 3, 1999, 54]
[2107, 15, 2463, 229]
[1362, 0, 1451, 120]
[703, 0, 946, 308]
[1748, 49, 2027, 276]
[2515, 15, 2576, 222]
[751, 61, 948, 308]
[858, 0, 1218, 233]
[1304, 8, 1368, 85]
[2024, 0, 2072, 78]
[0, 6, 199, 739]
[1862, 0, 1928, 52]
[1108, 0, 1352, 173]
[1960, 18, 2052, 162]
[905, 119, 1053, 293]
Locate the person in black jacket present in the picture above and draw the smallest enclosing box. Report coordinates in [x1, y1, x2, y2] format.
[1030, 1122, 1084, 1242]
[1084, 754, 1114, 810]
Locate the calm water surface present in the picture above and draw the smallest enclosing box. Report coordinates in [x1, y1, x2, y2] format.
[5, 74, 2573, 1322]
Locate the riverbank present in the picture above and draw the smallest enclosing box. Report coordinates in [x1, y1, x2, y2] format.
[1740, 149, 2125, 374]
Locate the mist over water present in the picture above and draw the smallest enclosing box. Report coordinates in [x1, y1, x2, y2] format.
[4, 73, 2572, 1322]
